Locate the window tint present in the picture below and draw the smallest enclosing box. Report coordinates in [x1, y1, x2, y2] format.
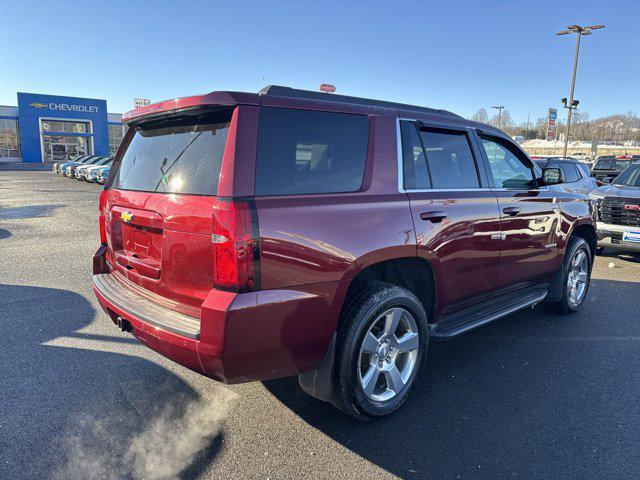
[481, 137, 535, 189]
[594, 158, 613, 169]
[255, 108, 369, 195]
[560, 163, 581, 182]
[615, 160, 633, 170]
[593, 157, 633, 170]
[112, 110, 231, 195]
[548, 162, 580, 183]
[419, 130, 479, 189]
[576, 163, 591, 178]
[400, 121, 429, 189]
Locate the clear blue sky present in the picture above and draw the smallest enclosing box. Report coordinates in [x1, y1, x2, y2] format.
[1, 0, 638, 123]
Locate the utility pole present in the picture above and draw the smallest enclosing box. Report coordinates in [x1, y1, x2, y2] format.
[525, 112, 530, 140]
[556, 24, 605, 157]
[491, 106, 504, 130]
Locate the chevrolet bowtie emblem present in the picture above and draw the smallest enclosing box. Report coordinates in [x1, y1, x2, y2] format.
[121, 211, 134, 223]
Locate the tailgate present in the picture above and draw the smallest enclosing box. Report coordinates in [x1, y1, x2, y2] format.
[103, 107, 234, 316]
[105, 190, 216, 316]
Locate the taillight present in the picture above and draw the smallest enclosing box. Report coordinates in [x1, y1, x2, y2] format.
[212, 198, 259, 292]
[99, 189, 108, 244]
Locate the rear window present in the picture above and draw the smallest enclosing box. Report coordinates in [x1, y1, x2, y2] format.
[594, 157, 633, 170]
[112, 110, 231, 195]
[255, 107, 369, 196]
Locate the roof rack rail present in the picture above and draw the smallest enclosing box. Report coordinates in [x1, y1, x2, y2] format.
[258, 85, 461, 119]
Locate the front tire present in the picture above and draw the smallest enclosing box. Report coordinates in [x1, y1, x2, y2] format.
[332, 282, 428, 420]
[545, 236, 592, 314]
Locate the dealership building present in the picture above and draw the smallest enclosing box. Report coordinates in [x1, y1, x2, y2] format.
[0, 92, 125, 163]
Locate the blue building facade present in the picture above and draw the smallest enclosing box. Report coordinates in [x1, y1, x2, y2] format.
[0, 93, 124, 163]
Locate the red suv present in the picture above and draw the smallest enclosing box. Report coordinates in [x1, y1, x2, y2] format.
[93, 86, 596, 419]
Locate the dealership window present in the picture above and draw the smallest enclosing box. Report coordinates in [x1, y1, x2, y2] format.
[0, 118, 21, 158]
[41, 120, 90, 134]
[108, 124, 126, 155]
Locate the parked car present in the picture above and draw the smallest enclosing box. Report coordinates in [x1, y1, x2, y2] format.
[93, 86, 596, 419]
[58, 155, 99, 176]
[52, 155, 88, 173]
[532, 157, 599, 194]
[591, 155, 640, 183]
[56, 155, 95, 174]
[589, 161, 640, 253]
[95, 166, 110, 184]
[569, 152, 592, 164]
[76, 157, 112, 180]
[87, 163, 111, 183]
[64, 156, 106, 177]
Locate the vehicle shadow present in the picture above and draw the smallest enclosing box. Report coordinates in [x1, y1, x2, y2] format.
[0, 204, 65, 220]
[264, 278, 640, 479]
[0, 284, 231, 480]
[0, 162, 52, 172]
[0, 228, 11, 239]
[597, 248, 640, 263]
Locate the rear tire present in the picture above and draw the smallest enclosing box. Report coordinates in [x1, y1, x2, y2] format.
[544, 236, 592, 314]
[331, 282, 428, 420]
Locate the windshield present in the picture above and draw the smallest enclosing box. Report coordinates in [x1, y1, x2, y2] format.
[112, 109, 232, 195]
[613, 164, 640, 187]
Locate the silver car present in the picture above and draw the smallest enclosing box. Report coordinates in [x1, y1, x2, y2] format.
[589, 162, 640, 253]
[533, 158, 598, 195]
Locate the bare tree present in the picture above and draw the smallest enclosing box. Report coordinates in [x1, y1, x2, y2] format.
[470, 108, 489, 123]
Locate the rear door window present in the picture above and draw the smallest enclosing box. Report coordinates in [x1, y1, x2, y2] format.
[400, 121, 430, 189]
[112, 110, 231, 195]
[255, 107, 369, 196]
[418, 129, 480, 189]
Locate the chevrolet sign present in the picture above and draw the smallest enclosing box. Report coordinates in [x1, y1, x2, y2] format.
[623, 204, 640, 212]
[29, 102, 99, 113]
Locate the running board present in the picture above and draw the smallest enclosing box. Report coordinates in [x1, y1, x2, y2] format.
[431, 289, 548, 340]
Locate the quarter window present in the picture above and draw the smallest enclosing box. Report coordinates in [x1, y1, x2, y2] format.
[255, 108, 369, 196]
[419, 129, 480, 189]
[481, 137, 535, 189]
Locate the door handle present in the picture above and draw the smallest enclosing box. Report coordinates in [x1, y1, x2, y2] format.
[502, 206, 522, 217]
[420, 211, 447, 223]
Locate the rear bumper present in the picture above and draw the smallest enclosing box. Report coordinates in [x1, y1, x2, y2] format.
[93, 274, 200, 339]
[92, 267, 335, 383]
[597, 222, 640, 252]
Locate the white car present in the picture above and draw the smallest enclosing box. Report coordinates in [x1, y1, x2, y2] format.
[570, 152, 592, 164]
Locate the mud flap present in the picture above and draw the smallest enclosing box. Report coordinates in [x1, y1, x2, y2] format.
[545, 258, 566, 303]
[298, 333, 336, 403]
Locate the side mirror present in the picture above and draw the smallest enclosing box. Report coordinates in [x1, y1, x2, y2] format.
[542, 167, 563, 185]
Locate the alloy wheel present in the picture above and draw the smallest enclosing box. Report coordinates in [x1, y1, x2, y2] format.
[567, 249, 589, 307]
[357, 307, 419, 402]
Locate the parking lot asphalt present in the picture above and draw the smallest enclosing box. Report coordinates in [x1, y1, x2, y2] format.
[1, 167, 640, 480]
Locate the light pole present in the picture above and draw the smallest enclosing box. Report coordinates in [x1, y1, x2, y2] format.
[491, 106, 504, 129]
[556, 24, 604, 157]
